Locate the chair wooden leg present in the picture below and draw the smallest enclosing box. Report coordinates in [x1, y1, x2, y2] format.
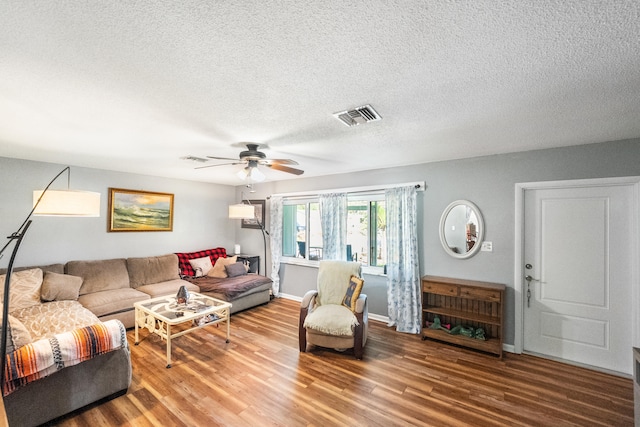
[353, 314, 364, 360]
[299, 307, 308, 352]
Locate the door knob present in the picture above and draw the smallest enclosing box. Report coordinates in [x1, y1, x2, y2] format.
[525, 275, 539, 282]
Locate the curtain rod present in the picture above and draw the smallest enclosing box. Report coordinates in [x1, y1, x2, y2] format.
[270, 181, 426, 199]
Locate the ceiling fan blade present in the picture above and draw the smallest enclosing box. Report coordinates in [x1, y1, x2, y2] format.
[195, 162, 242, 170]
[207, 155, 239, 161]
[267, 158, 299, 165]
[266, 163, 304, 175]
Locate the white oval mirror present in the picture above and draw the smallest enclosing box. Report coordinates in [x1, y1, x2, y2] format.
[439, 200, 484, 259]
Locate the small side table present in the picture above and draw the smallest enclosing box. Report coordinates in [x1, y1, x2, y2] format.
[236, 254, 260, 274]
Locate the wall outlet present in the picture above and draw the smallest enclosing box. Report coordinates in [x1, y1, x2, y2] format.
[481, 241, 493, 252]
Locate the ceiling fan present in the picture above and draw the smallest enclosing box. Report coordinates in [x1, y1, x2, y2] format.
[196, 143, 304, 181]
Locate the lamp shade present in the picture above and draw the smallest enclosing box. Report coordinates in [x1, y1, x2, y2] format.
[33, 190, 101, 217]
[228, 203, 255, 219]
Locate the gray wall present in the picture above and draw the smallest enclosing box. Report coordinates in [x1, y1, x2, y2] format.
[240, 139, 640, 345]
[3, 139, 639, 346]
[0, 158, 238, 267]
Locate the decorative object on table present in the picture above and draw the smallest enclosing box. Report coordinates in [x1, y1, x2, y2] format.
[0, 166, 100, 421]
[176, 285, 190, 304]
[193, 314, 220, 327]
[107, 188, 174, 232]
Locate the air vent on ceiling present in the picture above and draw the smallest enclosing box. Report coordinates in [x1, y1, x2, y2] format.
[333, 104, 381, 127]
[180, 155, 208, 163]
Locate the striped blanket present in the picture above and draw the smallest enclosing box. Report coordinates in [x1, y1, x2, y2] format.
[3, 319, 127, 396]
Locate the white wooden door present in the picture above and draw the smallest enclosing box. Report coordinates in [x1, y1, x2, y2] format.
[523, 184, 634, 374]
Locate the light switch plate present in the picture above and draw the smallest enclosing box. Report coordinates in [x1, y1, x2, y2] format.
[481, 241, 493, 252]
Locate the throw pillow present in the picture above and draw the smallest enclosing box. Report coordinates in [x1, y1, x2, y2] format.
[41, 272, 83, 302]
[0, 313, 33, 353]
[225, 262, 247, 278]
[188, 256, 214, 278]
[342, 275, 364, 312]
[0, 268, 43, 312]
[208, 256, 238, 278]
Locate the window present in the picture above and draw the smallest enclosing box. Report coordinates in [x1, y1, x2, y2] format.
[282, 201, 322, 260]
[347, 196, 386, 268]
[281, 194, 386, 272]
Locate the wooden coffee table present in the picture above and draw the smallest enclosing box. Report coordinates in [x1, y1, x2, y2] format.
[134, 292, 232, 368]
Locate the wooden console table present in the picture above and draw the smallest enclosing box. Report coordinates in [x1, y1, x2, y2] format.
[421, 275, 505, 358]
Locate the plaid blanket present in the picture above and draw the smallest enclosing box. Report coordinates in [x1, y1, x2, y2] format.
[3, 319, 127, 396]
[175, 247, 227, 277]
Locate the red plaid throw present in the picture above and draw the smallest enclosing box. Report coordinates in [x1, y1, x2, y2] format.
[175, 247, 227, 277]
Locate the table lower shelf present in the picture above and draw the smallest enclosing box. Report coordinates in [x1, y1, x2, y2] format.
[421, 328, 502, 358]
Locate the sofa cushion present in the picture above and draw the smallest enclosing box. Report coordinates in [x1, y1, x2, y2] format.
[2, 314, 32, 353]
[11, 300, 100, 341]
[209, 256, 237, 278]
[127, 254, 180, 288]
[188, 256, 213, 277]
[0, 268, 43, 312]
[78, 288, 149, 318]
[66, 259, 130, 296]
[175, 248, 227, 277]
[135, 279, 199, 298]
[0, 263, 64, 276]
[225, 262, 247, 278]
[41, 272, 83, 302]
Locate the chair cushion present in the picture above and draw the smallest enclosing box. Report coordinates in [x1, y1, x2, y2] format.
[303, 304, 358, 337]
[342, 275, 364, 311]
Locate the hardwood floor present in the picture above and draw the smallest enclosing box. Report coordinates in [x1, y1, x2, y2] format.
[56, 298, 634, 426]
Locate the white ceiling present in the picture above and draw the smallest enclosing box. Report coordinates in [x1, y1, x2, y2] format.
[1, 1, 639, 186]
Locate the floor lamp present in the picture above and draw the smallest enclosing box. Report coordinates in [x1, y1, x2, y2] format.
[0, 167, 100, 424]
[228, 201, 269, 276]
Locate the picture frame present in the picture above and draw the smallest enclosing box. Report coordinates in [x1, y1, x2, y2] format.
[108, 188, 174, 232]
[241, 200, 265, 229]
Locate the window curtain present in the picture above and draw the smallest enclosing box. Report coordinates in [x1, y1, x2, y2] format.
[385, 186, 421, 334]
[269, 196, 283, 296]
[319, 193, 347, 260]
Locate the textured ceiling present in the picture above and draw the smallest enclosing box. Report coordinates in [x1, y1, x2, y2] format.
[1, 1, 639, 185]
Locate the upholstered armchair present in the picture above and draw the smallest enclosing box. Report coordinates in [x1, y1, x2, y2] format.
[299, 260, 368, 359]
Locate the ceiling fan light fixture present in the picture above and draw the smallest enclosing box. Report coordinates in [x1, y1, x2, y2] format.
[237, 166, 265, 182]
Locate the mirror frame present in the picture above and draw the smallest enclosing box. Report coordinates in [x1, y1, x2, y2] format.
[438, 199, 485, 259]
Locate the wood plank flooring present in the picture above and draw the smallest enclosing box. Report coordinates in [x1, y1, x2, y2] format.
[55, 298, 634, 426]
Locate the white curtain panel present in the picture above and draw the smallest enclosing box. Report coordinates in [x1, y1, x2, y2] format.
[269, 196, 283, 296]
[385, 186, 421, 334]
[319, 193, 347, 261]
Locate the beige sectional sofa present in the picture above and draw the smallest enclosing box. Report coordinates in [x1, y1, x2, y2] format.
[1, 250, 271, 425]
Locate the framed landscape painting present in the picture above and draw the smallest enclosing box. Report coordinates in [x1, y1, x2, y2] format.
[108, 188, 174, 232]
